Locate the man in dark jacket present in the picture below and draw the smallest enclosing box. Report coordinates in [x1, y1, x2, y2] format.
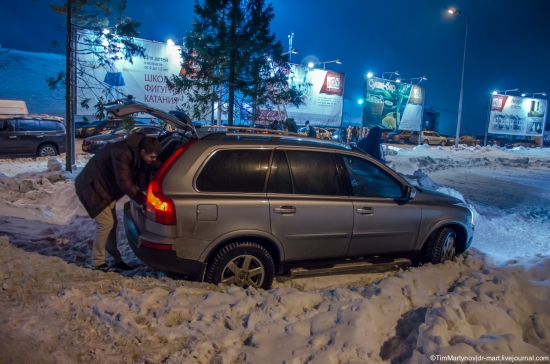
[305, 120, 316, 138]
[357, 126, 385, 164]
[75, 134, 161, 272]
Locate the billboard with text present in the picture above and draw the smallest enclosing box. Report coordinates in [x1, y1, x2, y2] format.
[488, 95, 546, 136]
[257, 64, 344, 126]
[75, 32, 187, 116]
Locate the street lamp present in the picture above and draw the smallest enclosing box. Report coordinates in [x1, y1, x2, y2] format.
[308, 59, 342, 70]
[521, 92, 546, 98]
[288, 32, 295, 61]
[282, 49, 298, 56]
[492, 88, 518, 95]
[400, 76, 427, 85]
[448, 7, 469, 149]
[382, 71, 399, 80]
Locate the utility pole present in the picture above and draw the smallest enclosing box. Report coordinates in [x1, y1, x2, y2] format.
[288, 31, 294, 62]
[65, 0, 76, 172]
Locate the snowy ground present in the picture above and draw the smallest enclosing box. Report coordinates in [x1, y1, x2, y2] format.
[0, 145, 549, 364]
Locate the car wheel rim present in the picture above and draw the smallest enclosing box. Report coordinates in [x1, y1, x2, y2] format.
[41, 147, 56, 156]
[442, 232, 456, 261]
[221, 254, 265, 289]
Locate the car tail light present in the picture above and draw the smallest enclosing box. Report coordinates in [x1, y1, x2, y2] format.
[102, 127, 107, 131]
[146, 140, 198, 225]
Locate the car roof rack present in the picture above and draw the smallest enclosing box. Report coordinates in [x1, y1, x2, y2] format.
[0, 114, 64, 121]
[198, 125, 351, 149]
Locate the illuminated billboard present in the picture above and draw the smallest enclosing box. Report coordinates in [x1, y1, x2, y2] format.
[489, 95, 547, 136]
[257, 64, 345, 126]
[363, 77, 424, 131]
[75, 31, 187, 116]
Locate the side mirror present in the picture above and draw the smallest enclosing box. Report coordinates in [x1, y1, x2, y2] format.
[407, 186, 417, 200]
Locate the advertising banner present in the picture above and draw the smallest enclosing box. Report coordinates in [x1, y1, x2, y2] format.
[75, 31, 187, 116]
[363, 77, 424, 131]
[488, 95, 547, 136]
[257, 64, 344, 126]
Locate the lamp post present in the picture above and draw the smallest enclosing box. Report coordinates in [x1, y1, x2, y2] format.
[308, 59, 342, 70]
[448, 8, 469, 149]
[492, 88, 518, 96]
[400, 76, 427, 85]
[282, 49, 298, 57]
[382, 71, 399, 80]
[521, 92, 546, 98]
[288, 32, 294, 61]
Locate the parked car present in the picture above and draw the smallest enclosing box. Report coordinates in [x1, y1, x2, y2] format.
[409, 130, 447, 146]
[82, 125, 168, 154]
[386, 130, 413, 144]
[76, 118, 125, 138]
[486, 136, 509, 147]
[0, 114, 66, 156]
[110, 100, 475, 289]
[297, 126, 329, 139]
[445, 134, 482, 147]
[505, 139, 538, 149]
[330, 127, 347, 142]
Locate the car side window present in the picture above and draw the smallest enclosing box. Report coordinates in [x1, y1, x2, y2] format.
[267, 150, 292, 194]
[56, 122, 65, 131]
[341, 155, 404, 198]
[197, 149, 272, 193]
[286, 150, 341, 195]
[0, 120, 14, 132]
[39, 120, 57, 131]
[17, 119, 40, 131]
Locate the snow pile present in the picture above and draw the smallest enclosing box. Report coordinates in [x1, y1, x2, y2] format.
[0, 147, 549, 362]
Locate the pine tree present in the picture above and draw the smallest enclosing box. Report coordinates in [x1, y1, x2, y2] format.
[167, 0, 304, 126]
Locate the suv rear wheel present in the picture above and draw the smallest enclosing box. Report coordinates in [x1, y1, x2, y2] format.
[398, 138, 405, 144]
[424, 227, 456, 264]
[440, 140, 446, 146]
[37, 144, 57, 156]
[206, 241, 275, 289]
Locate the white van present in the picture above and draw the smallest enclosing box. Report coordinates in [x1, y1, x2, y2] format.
[0, 100, 28, 114]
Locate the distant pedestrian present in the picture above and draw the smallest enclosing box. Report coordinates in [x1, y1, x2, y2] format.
[347, 126, 352, 143]
[286, 118, 298, 133]
[268, 120, 280, 130]
[351, 126, 359, 143]
[357, 126, 385, 164]
[305, 120, 316, 138]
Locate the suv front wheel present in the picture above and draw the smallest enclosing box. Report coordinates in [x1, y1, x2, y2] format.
[206, 241, 275, 289]
[37, 144, 58, 157]
[424, 227, 456, 264]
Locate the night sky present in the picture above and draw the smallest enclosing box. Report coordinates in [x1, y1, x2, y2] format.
[2, 0, 549, 135]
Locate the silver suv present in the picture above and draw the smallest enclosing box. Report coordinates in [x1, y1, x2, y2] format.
[109, 101, 474, 289]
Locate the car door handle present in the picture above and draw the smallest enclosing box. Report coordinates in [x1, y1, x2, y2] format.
[356, 207, 374, 215]
[36, 135, 43, 138]
[8, 136, 17, 139]
[273, 206, 296, 214]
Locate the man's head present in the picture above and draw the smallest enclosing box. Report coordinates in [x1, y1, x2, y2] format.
[305, 120, 310, 125]
[138, 137, 161, 164]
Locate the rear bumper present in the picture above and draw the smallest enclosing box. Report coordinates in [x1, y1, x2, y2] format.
[123, 202, 206, 281]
